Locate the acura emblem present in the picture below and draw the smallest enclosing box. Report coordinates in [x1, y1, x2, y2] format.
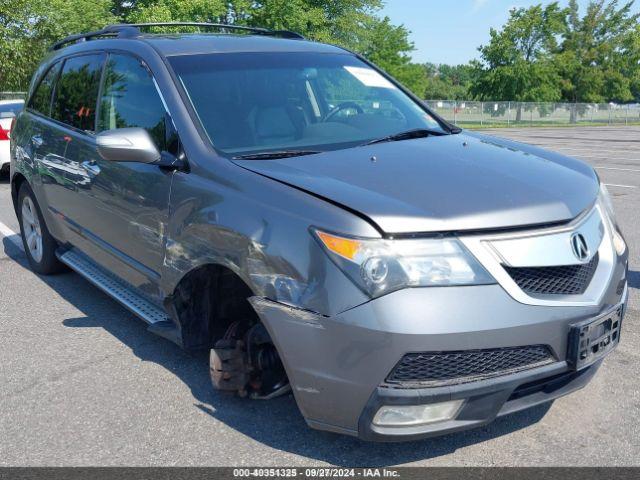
[571, 233, 590, 261]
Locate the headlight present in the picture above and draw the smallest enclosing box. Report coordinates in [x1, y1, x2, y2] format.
[598, 182, 626, 255]
[314, 229, 495, 298]
[598, 182, 617, 224]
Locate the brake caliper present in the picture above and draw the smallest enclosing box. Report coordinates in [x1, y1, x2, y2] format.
[210, 323, 290, 399]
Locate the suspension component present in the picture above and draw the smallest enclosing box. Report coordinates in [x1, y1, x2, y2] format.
[210, 339, 249, 396]
[209, 321, 290, 400]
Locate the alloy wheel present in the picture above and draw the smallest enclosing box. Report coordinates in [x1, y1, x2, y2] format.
[21, 196, 43, 263]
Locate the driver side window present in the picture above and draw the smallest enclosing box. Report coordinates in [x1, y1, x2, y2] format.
[98, 54, 167, 151]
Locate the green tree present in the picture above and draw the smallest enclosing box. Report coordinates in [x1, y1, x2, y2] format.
[423, 63, 476, 100]
[0, 0, 115, 91]
[471, 3, 566, 120]
[557, 0, 640, 106]
[126, 0, 227, 23]
[625, 24, 640, 101]
[356, 17, 427, 95]
[0, 0, 40, 90]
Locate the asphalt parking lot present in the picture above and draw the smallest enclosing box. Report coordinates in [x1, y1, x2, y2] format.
[0, 126, 638, 467]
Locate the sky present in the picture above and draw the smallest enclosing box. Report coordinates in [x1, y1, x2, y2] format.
[380, 0, 640, 65]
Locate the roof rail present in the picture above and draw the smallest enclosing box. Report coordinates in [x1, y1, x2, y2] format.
[127, 22, 305, 39]
[49, 25, 135, 51]
[49, 22, 305, 51]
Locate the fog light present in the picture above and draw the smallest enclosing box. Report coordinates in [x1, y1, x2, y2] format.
[372, 400, 464, 427]
[613, 230, 626, 256]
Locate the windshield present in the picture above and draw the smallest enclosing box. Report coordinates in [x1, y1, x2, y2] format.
[169, 52, 447, 156]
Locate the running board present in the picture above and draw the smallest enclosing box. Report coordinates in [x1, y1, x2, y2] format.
[57, 249, 170, 325]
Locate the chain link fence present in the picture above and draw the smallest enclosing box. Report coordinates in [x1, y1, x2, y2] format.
[426, 100, 640, 128]
[0, 92, 27, 101]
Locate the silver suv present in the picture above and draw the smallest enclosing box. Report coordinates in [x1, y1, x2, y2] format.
[10, 23, 628, 442]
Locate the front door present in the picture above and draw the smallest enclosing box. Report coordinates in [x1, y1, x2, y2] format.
[74, 52, 176, 300]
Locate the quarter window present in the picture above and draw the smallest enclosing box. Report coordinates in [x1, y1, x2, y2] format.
[98, 54, 167, 151]
[28, 62, 61, 117]
[51, 54, 105, 132]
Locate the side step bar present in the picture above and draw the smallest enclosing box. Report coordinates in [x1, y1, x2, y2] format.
[57, 249, 170, 325]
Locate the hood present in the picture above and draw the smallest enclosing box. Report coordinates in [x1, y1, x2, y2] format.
[234, 132, 599, 234]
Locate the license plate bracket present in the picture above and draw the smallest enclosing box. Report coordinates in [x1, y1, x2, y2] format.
[568, 306, 623, 370]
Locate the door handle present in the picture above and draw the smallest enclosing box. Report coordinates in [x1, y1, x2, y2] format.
[31, 135, 44, 147]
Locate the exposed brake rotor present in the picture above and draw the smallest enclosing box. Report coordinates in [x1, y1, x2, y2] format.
[210, 322, 290, 400]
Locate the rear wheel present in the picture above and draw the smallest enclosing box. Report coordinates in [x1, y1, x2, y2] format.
[18, 185, 64, 274]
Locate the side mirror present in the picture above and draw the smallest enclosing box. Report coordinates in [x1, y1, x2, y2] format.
[96, 127, 161, 164]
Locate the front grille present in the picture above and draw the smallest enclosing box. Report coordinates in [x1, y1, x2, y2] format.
[385, 345, 555, 388]
[503, 254, 599, 296]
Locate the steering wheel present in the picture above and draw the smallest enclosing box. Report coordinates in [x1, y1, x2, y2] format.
[324, 102, 364, 122]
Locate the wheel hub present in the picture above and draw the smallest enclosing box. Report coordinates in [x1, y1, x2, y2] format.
[21, 196, 43, 263]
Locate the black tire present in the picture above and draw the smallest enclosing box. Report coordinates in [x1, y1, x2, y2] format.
[0, 164, 9, 180]
[17, 184, 64, 274]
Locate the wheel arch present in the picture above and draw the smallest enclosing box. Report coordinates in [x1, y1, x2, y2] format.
[166, 261, 261, 352]
[10, 171, 28, 218]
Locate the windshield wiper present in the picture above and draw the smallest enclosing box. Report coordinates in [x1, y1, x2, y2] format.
[361, 128, 446, 147]
[233, 150, 322, 160]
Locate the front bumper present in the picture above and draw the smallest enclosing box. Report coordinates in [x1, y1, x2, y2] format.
[359, 357, 601, 441]
[250, 252, 628, 441]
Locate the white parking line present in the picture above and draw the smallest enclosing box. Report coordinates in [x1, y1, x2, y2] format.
[604, 183, 638, 189]
[521, 148, 640, 161]
[565, 154, 640, 161]
[0, 221, 23, 251]
[536, 146, 640, 153]
[596, 167, 640, 173]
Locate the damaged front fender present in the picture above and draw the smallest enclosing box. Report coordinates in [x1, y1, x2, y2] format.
[161, 165, 377, 317]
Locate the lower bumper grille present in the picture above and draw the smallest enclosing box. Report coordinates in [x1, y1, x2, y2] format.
[503, 254, 599, 296]
[386, 345, 555, 388]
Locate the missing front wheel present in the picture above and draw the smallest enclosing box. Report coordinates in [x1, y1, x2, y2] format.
[209, 322, 290, 400]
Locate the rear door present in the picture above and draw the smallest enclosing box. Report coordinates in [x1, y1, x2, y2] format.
[38, 54, 105, 241]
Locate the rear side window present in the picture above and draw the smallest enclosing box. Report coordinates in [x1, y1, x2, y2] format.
[51, 54, 105, 132]
[98, 54, 167, 150]
[28, 63, 61, 117]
